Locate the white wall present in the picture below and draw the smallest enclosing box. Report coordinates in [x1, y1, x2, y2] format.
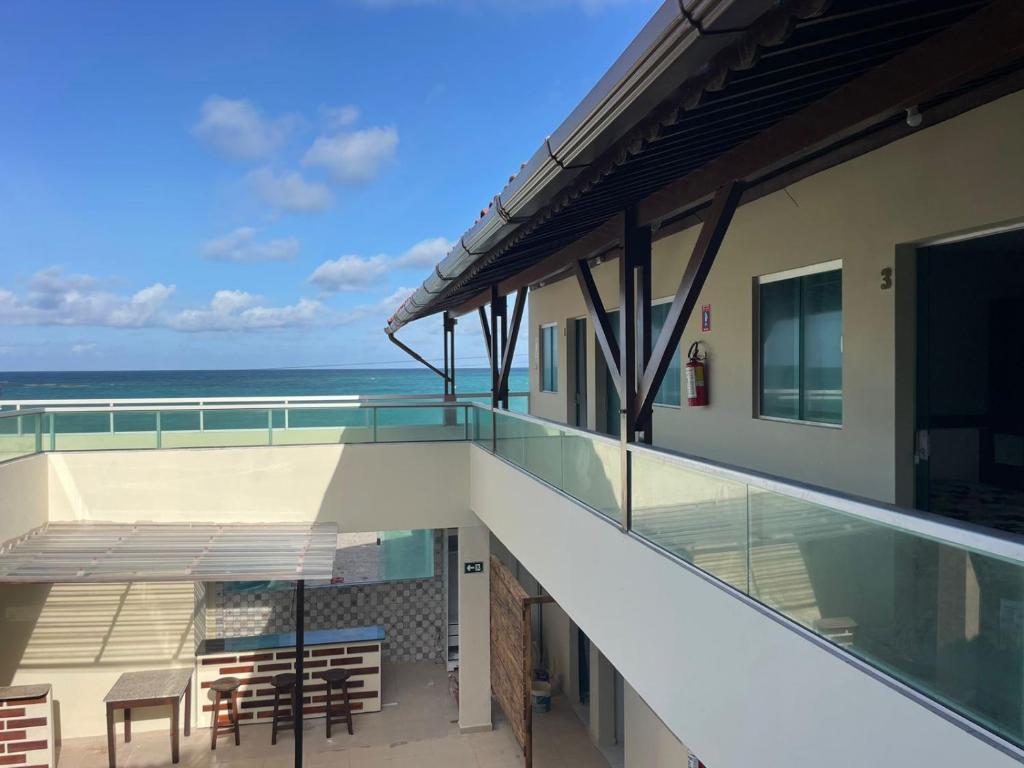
[469, 446, 1017, 768]
[625, 682, 691, 768]
[527, 90, 1024, 503]
[46, 442, 473, 531]
[0, 454, 48, 544]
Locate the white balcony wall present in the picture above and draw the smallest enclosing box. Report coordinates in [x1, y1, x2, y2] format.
[0, 454, 47, 544]
[469, 446, 1017, 768]
[45, 442, 473, 531]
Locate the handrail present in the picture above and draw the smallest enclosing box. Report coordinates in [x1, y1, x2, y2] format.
[0, 408, 44, 419]
[626, 441, 1024, 564]
[18, 402, 477, 414]
[0, 391, 528, 409]
[470, 402, 620, 449]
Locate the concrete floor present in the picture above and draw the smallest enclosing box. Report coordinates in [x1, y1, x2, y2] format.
[56, 662, 611, 767]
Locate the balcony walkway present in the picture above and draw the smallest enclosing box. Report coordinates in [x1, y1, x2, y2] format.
[56, 662, 610, 768]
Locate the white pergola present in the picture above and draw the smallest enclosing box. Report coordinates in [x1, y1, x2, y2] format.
[0, 521, 338, 583]
[0, 520, 337, 768]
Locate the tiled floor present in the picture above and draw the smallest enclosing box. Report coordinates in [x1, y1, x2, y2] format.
[57, 662, 611, 767]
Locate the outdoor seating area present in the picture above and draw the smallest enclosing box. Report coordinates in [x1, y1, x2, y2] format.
[55, 662, 611, 768]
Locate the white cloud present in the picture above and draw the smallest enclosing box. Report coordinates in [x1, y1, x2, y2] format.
[169, 290, 324, 332]
[321, 104, 361, 129]
[0, 268, 175, 328]
[71, 343, 97, 354]
[247, 168, 333, 212]
[302, 127, 399, 183]
[309, 254, 390, 293]
[200, 227, 300, 262]
[191, 96, 292, 160]
[395, 237, 453, 268]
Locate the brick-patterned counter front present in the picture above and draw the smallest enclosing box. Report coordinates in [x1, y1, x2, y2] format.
[0, 684, 54, 768]
[195, 628, 383, 725]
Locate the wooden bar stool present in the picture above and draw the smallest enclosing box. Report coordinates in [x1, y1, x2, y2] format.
[318, 669, 353, 737]
[270, 673, 296, 745]
[209, 676, 241, 750]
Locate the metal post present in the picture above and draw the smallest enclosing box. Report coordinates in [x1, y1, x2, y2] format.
[372, 407, 378, 443]
[636, 224, 653, 445]
[34, 414, 42, 454]
[49, 414, 55, 451]
[109, 405, 114, 435]
[155, 412, 162, 449]
[490, 287, 500, 453]
[619, 209, 638, 532]
[267, 410, 274, 446]
[294, 579, 305, 768]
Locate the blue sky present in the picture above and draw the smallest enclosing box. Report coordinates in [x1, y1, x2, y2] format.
[0, 0, 659, 371]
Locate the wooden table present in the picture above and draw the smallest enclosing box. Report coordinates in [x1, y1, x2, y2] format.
[103, 668, 192, 768]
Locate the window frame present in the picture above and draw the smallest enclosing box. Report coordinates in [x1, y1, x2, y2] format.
[539, 322, 559, 393]
[754, 259, 843, 428]
[650, 296, 682, 409]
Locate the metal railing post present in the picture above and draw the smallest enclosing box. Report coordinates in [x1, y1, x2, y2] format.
[109, 403, 114, 434]
[371, 407, 378, 442]
[49, 414, 55, 451]
[155, 411, 162, 449]
[464, 406, 470, 441]
[268, 410, 274, 446]
[34, 414, 42, 454]
[491, 408, 497, 454]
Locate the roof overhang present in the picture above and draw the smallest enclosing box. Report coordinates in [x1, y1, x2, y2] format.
[387, 0, 1024, 333]
[0, 522, 338, 584]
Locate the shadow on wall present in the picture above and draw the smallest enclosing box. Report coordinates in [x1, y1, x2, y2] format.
[0, 581, 196, 741]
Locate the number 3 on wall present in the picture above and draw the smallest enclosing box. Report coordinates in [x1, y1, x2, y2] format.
[880, 267, 893, 289]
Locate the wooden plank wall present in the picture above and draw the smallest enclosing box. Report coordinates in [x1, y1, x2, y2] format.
[489, 554, 532, 766]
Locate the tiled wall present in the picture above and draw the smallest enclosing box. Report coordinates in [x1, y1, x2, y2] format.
[208, 530, 445, 662]
[0, 687, 53, 768]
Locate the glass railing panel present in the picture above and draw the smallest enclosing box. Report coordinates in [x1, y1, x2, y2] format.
[471, 406, 492, 448]
[272, 407, 373, 445]
[47, 411, 156, 450]
[748, 486, 1024, 746]
[0, 414, 40, 463]
[375, 405, 467, 442]
[631, 451, 749, 590]
[494, 410, 527, 467]
[562, 434, 621, 521]
[161, 409, 270, 448]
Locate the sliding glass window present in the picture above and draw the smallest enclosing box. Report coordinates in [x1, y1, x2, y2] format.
[650, 302, 681, 406]
[758, 262, 842, 425]
[540, 323, 558, 392]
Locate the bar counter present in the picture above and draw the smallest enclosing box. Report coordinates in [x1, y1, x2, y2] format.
[195, 626, 384, 724]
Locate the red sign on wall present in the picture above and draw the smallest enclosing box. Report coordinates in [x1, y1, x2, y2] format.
[701, 304, 711, 332]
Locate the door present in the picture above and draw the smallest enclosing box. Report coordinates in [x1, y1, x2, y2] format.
[915, 229, 1024, 529]
[577, 629, 591, 705]
[572, 318, 588, 428]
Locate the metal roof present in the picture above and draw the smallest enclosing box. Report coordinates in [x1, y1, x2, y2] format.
[387, 0, 1016, 332]
[0, 522, 338, 583]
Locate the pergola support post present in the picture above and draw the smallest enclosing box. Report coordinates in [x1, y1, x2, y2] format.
[573, 258, 621, 397]
[294, 579, 305, 768]
[497, 288, 528, 409]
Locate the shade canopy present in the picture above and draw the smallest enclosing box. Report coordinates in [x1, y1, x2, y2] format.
[0, 522, 338, 583]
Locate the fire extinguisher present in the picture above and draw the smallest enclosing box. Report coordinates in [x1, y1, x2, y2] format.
[685, 341, 708, 407]
[688, 754, 706, 768]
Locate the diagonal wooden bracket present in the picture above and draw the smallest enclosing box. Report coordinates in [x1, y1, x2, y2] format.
[574, 258, 621, 398]
[478, 306, 493, 371]
[497, 287, 528, 403]
[387, 333, 449, 383]
[634, 181, 742, 426]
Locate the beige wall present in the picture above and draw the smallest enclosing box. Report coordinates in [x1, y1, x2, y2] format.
[0, 455, 48, 544]
[625, 682, 690, 768]
[458, 522, 492, 732]
[47, 441, 473, 531]
[0, 580, 196, 741]
[528, 90, 1024, 503]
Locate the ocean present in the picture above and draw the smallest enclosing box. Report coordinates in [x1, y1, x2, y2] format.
[0, 368, 529, 404]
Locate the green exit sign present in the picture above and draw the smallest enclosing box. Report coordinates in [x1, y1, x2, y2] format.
[464, 561, 484, 574]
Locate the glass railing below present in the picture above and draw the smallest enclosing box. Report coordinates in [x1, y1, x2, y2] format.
[0, 411, 42, 463]
[628, 443, 1024, 749]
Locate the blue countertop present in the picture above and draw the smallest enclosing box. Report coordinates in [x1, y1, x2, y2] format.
[196, 625, 385, 656]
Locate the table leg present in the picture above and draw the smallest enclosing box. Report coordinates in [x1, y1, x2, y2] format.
[106, 703, 116, 768]
[170, 696, 180, 764]
[124, 707, 131, 743]
[184, 678, 192, 737]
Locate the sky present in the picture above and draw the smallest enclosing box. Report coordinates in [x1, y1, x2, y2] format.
[0, 0, 661, 371]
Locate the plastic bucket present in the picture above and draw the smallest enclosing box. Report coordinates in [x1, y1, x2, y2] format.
[531, 681, 552, 712]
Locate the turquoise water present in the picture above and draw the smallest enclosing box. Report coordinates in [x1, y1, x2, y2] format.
[0, 368, 528, 434]
[0, 368, 527, 402]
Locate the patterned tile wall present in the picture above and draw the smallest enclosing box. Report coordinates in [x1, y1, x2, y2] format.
[208, 530, 445, 662]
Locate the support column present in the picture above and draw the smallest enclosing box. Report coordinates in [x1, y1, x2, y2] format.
[458, 524, 492, 733]
[293, 579, 304, 768]
[589, 645, 616, 748]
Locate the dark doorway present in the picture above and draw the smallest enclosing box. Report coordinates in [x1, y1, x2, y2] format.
[572, 318, 588, 428]
[577, 629, 591, 705]
[916, 228, 1024, 533]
